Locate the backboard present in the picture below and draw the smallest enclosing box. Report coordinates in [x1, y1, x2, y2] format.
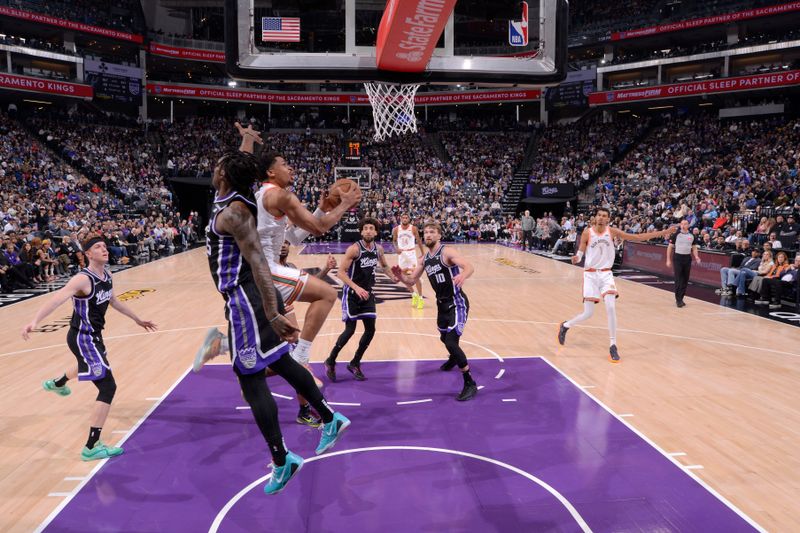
[224, 0, 568, 87]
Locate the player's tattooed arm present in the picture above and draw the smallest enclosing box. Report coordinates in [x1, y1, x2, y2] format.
[219, 202, 299, 341]
[377, 245, 398, 282]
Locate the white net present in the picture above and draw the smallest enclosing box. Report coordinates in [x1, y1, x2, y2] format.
[364, 82, 420, 142]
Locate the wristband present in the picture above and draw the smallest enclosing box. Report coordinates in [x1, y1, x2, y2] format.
[313, 208, 325, 218]
[268, 314, 282, 324]
[576, 251, 584, 261]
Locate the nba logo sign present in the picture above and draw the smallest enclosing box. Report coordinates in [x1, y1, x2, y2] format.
[508, 1, 529, 47]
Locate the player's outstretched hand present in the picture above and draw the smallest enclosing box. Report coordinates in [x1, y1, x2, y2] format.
[326, 254, 337, 270]
[664, 225, 678, 236]
[270, 314, 300, 343]
[391, 264, 404, 281]
[340, 184, 362, 209]
[21, 322, 35, 340]
[234, 121, 263, 144]
[136, 319, 158, 332]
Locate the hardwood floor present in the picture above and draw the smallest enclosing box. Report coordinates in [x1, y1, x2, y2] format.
[1, 244, 798, 531]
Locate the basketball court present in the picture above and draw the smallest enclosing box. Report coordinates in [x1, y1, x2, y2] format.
[2, 244, 799, 531]
[1, 1, 798, 531]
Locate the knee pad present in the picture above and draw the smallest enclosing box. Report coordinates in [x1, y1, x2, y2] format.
[94, 374, 117, 404]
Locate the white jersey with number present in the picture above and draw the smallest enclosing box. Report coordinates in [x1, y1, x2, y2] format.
[255, 183, 287, 266]
[397, 225, 418, 270]
[584, 226, 615, 270]
[397, 225, 416, 251]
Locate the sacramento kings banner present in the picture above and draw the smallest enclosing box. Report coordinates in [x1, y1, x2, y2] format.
[529, 183, 575, 199]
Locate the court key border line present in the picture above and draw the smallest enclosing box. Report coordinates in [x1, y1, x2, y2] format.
[34, 367, 193, 533]
[538, 356, 766, 533]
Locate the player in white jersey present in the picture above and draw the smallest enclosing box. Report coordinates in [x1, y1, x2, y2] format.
[195, 123, 360, 378]
[392, 214, 425, 309]
[557, 207, 675, 363]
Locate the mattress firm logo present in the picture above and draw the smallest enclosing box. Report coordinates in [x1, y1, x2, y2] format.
[396, 0, 449, 63]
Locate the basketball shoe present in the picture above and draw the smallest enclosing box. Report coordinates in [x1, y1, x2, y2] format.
[347, 363, 366, 381]
[316, 412, 351, 455]
[609, 345, 621, 363]
[324, 358, 337, 382]
[43, 379, 71, 396]
[557, 322, 569, 345]
[296, 405, 322, 428]
[81, 442, 124, 461]
[194, 328, 224, 372]
[456, 382, 478, 401]
[264, 451, 304, 495]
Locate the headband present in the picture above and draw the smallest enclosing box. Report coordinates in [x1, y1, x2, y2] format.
[83, 236, 105, 251]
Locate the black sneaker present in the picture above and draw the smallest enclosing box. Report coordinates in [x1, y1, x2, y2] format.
[456, 382, 478, 401]
[296, 405, 322, 428]
[324, 358, 336, 382]
[347, 363, 366, 381]
[557, 322, 569, 345]
[440, 358, 456, 371]
[676, 300, 686, 308]
[609, 344, 621, 364]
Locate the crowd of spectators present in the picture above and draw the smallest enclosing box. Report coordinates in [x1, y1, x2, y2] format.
[28, 115, 172, 216]
[528, 115, 650, 186]
[3, 97, 800, 306]
[0, 110, 200, 293]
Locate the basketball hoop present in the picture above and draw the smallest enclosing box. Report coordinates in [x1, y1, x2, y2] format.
[364, 82, 420, 142]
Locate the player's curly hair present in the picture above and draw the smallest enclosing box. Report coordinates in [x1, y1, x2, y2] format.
[218, 151, 260, 199]
[358, 217, 380, 231]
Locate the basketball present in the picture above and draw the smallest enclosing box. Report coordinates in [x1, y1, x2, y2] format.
[322, 178, 360, 211]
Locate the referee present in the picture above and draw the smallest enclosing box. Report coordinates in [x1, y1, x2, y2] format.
[666, 219, 701, 308]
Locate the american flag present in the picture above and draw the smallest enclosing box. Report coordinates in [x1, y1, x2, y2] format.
[261, 17, 301, 42]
